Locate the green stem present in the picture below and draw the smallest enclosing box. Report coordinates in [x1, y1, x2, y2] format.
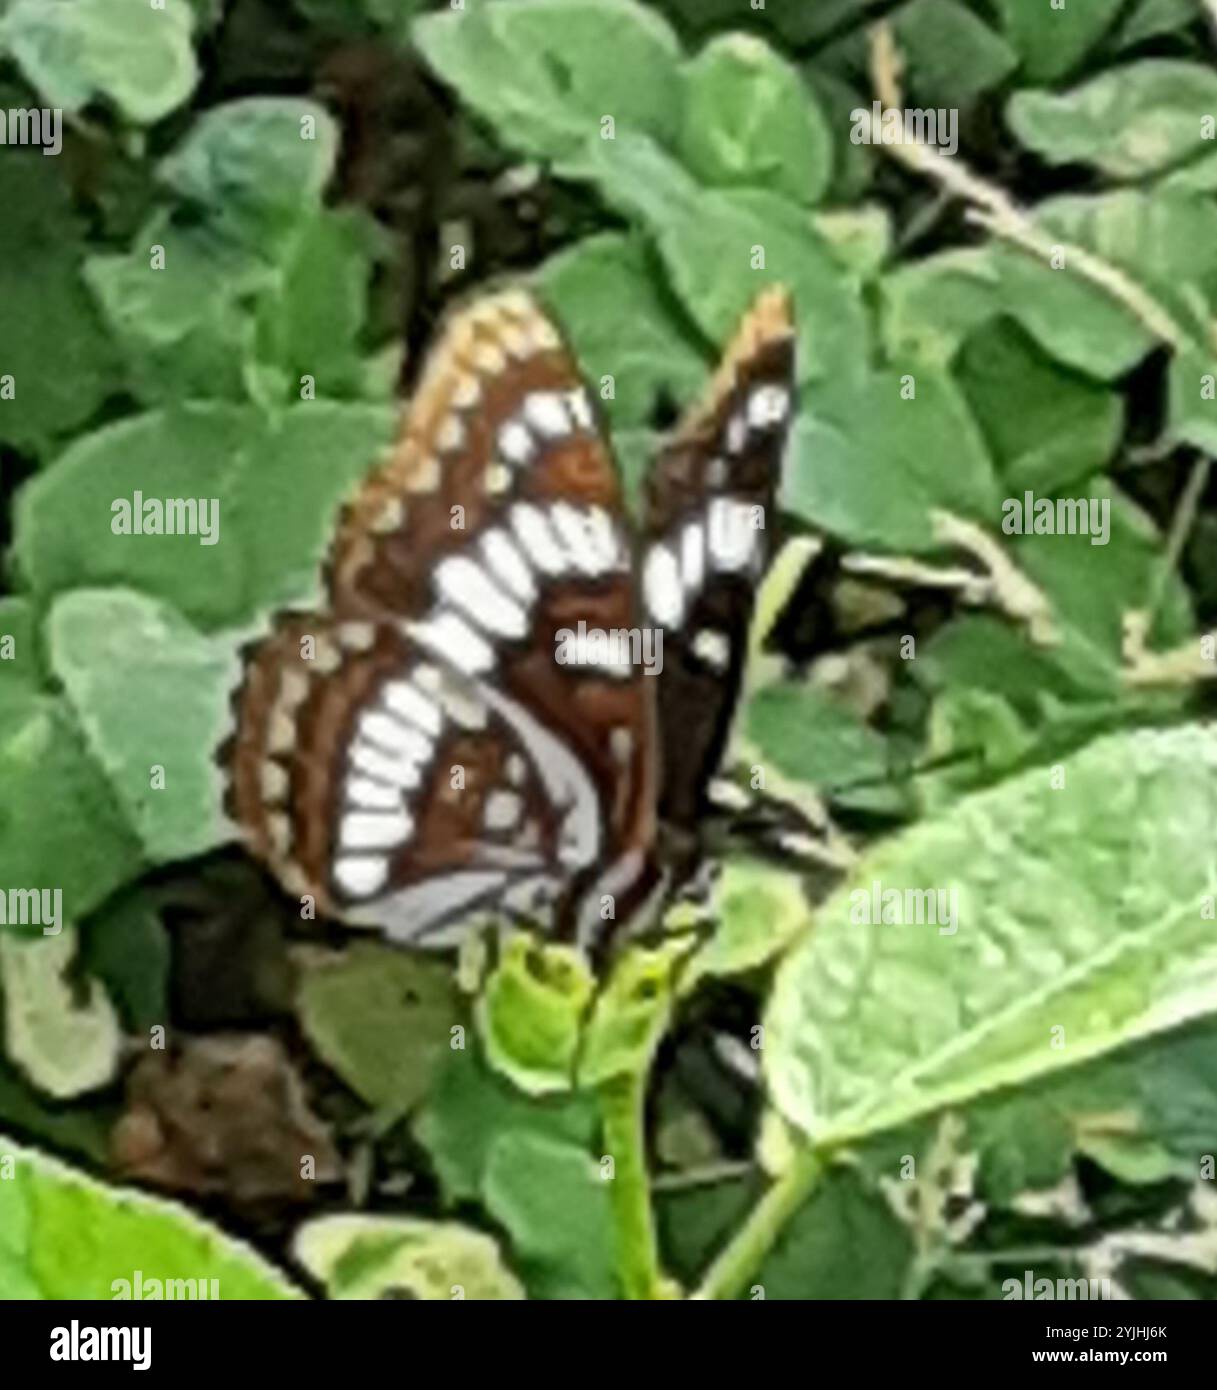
[692, 1144, 825, 1301]
[599, 1073, 664, 1299]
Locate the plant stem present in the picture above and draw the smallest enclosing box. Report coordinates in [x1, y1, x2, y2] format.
[599, 1073, 664, 1299]
[692, 1144, 825, 1301]
[866, 21, 1195, 354]
[1147, 454, 1211, 626]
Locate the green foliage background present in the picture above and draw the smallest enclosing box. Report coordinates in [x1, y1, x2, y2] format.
[2, 0, 1217, 1300]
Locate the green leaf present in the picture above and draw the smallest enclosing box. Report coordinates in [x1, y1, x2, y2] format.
[482, 1130, 616, 1299]
[745, 681, 894, 795]
[657, 1174, 759, 1288]
[1169, 343, 1217, 455]
[537, 232, 706, 431]
[0, 684, 144, 926]
[413, 1042, 598, 1205]
[960, 1033, 1205, 1201]
[965, 1082, 1085, 1202]
[955, 318, 1123, 494]
[83, 100, 367, 408]
[892, 0, 1017, 108]
[679, 33, 832, 204]
[413, 0, 683, 165]
[1135, 1020, 1217, 1169]
[803, 67, 875, 203]
[297, 945, 463, 1116]
[785, 366, 1001, 551]
[574, 137, 868, 387]
[77, 890, 169, 1035]
[682, 859, 810, 993]
[0, 1057, 112, 1166]
[919, 687, 1034, 796]
[920, 615, 1098, 714]
[0, 929, 120, 1100]
[476, 937, 594, 1095]
[659, 1164, 914, 1299]
[85, 222, 270, 405]
[880, 248, 1005, 369]
[48, 589, 239, 864]
[158, 98, 340, 247]
[0, 152, 122, 457]
[0, 598, 42, 694]
[0, 1132, 301, 1298]
[654, 0, 858, 47]
[1008, 62, 1217, 180]
[257, 208, 393, 403]
[1009, 480, 1193, 694]
[881, 187, 1215, 383]
[293, 1214, 523, 1300]
[15, 402, 395, 630]
[17, 404, 243, 621]
[1116, 0, 1197, 47]
[757, 1165, 915, 1299]
[1032, 190, 1217, 345]
[993, 0, 1126, 84]
[579, 942, 685, 1086]
[766, 723, 1217, 1147]
[0, 0, 198, 124]
[813, 205, 892, 283]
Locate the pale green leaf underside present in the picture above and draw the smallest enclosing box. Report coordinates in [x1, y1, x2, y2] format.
[293, 1214, 523, 1300]
[0, 0, 198, 125]
[766, 725, 1217, 1146]
[0, 931, 120, 1101]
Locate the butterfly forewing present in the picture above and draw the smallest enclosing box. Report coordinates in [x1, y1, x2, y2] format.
[330, 287, 578, 619]
[641, 287, 797, 831]
[226, 287, 665, 944]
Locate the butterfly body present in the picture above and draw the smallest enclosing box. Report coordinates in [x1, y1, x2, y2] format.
[223, 285, 796, 953]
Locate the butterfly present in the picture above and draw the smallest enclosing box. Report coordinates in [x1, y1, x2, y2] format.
[222, 285, 796, 953]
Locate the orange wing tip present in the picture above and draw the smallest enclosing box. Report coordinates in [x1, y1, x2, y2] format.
[745, 284, 795, 338]
[331, 283, 570, 587]
[678, 285, 796, 442]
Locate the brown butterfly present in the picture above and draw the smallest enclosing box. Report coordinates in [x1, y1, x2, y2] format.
[222, 285, 796, 951]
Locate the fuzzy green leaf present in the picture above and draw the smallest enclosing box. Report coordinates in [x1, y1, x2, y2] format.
[298, 945, 464, 1116]
[48, 589, 239, 864]
[0, 0, 198, 124]
[413, 0, 683, 165]
[1008, 61, 1217, 179]
[679, 33, 832, 204]
[293, 1214, 523, 1300]
[0, 1133, 301, 1298]
[767, 724, 1217, 1146]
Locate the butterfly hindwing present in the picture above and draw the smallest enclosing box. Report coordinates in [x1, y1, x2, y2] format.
[222, 609, 601, 943]
[641, 287, 797, 831]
